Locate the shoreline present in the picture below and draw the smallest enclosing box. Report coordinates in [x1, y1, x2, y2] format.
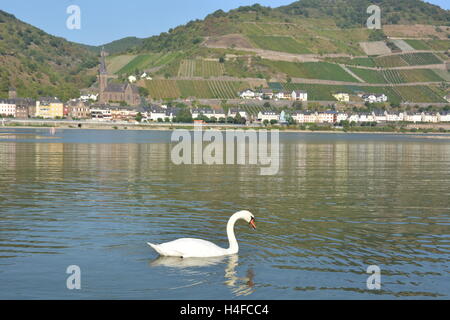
[2, 122, 450, 137]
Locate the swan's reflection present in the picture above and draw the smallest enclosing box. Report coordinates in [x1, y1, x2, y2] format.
[150, 254, 255, 296]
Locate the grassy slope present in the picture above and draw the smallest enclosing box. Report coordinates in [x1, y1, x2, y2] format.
[0, 10, 98, 100]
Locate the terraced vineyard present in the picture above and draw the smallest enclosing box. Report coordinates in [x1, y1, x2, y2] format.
[146, 80, 180, 100]
[264, 60, 358, 82]
[146, 79, 247, 99]
[116, 52, 183, 75]
[178, 60, 225, 77]
[374, 53, 443, 67]
[249, 35, 312, 54]
[400, 53, 442, 66]
[347, 67, 387, 83]
[374, 55, 409, 68]
[329, 57, 376, 67]
[394, 86, 446, 103]
[404, 39, 431, 50]
[382, 69, 445, 83]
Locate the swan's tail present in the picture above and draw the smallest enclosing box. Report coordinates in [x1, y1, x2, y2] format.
[147, 242, 163, 255]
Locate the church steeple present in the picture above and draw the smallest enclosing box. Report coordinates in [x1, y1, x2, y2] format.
[98, 47, 108, 103]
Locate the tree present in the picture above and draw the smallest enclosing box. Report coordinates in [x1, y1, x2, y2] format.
[270, 119, 278, 125]
[263, 119, 269, 126]
[135, 112, 143, 122]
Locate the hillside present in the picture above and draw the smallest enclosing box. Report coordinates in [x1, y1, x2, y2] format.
[0, 10, 98, 100]
[100, 0, 449, 104]
[83, 37, 144, 54]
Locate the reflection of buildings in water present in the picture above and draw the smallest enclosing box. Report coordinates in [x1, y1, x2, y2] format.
[0, 143, 16, 170]
[150, 254, 255, 297]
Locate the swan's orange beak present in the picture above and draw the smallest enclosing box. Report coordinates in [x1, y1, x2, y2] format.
[249, 218, 256, 230]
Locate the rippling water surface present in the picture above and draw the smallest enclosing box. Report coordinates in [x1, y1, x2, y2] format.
[0, 128, 449, 299]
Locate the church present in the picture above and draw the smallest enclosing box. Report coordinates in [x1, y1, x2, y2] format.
[98, 49, 141, 106]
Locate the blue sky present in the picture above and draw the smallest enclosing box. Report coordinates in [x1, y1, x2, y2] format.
[1, 0, 448, 46]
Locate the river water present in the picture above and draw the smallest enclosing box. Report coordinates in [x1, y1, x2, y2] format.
[0, 128, 449, 299]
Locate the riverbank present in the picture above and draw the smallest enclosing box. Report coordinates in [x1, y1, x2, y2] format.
[2, 119, 450, 135]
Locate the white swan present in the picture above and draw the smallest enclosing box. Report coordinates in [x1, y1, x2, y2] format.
[147, 210, 256, 258]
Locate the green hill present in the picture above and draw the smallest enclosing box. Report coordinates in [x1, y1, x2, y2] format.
[0, 10, 98, 100]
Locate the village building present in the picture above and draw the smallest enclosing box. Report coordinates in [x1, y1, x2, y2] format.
[362, 93, 388, 103]
[67, 99, 91, 119]
[404, 112, 423, 123]
[422, 112, 439, 123]
[292, 90, 308, 102]
[333, 93, 350, 102]
[0, 99, 16, 117]
[260, 89, 274, 100]
[257, 110, 280, 122]
[35, 97, 64, 119]
[228, 108, 248, 119]
[239, 89, 256, 99]
[317, 111, 337, 123]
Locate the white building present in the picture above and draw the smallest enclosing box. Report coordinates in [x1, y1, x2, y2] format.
[422, 113, 438, 123]
[90, 107, 112, 121]
[0, 99, 16, 117]
[239, 89, 256, 99]
[257, 111, 280, 122]
[228, 109, 248, 119]
[362, 93, 388, 103]
[348, 114, 359, 123]
[438, 112, 450, 122]
[405, 113, 422, 123]
[292, 90, 308, 102]
[148, 107, 167, 121]
[336, 112, 348, 123]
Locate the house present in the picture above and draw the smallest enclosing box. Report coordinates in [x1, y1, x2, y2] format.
[317, 111, 336, 123]
[67, 99, 91, 119]
[14, 98, 35, 119]
[228, 108, 247, 119]
[336, 112, 348, 123]
[148, 106, 167, 122]
[348, 114, 359, 123]
[362, 93, 388, 103]
[257, 110, 280, 122]
[385, 111, 403, 122]
[239, 89, 256, 99]
[292, 90, 308, 102]
[404, 112, 422, 123]
[79, 93, 98, 102]
[90, 107, 112, 121]
[291, 111, 306, 124]
[333, 93, 350, 102]
[260, 89, 274, 100]
[274, 91, 292, 100]
[36, 97, 64, 119]
[359, 113, 375, 122]
[0, 99, 16, 117]
[373, 111, 387, 122]
[438, 112, 450, 122]
[422, 112, 438, 123]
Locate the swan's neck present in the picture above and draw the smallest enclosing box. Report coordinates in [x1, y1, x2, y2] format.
[226, 214, 240, 254]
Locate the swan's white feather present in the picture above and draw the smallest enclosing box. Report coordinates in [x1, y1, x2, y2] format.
[148, 238, 228, 258]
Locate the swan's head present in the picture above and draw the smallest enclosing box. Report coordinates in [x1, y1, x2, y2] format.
[236, 210, 256, 230]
